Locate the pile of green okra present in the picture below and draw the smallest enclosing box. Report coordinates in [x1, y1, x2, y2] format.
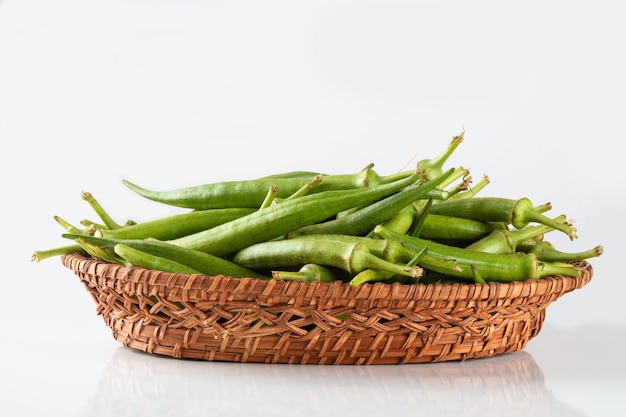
[34, 133, 603, 286]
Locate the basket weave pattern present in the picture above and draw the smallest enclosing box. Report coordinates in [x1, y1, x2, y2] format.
[62, 253, 592, 365]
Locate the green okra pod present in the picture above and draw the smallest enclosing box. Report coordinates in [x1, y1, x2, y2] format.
[348, 246, 428, 286]
[516, 240, 604, 262]
[272, 264, 347, 283]
[428, 197, 578, 240]
[232, 238, 423, 279]
[122, 165, 414, 210]
[375, 225, 585, 282]
[114, 244, 203, 275]
[413, 213, 498, 241]
[168, 173, 422, 256]
[97, 207, 255, 241]
[287, 168, 454, 238]
[465, 215, 568, 254]
[63, 234, 267, 279]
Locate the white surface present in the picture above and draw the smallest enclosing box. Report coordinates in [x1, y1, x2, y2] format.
[1, 0, 624, 416]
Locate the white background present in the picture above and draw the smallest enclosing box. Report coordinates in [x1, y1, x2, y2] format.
[1, 0, 624, 416]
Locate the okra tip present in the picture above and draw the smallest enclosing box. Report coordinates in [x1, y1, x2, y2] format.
[593, 245, 604, 257]
[568, 227, 578, 241]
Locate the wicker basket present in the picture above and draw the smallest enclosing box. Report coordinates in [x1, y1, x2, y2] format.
[61, 253, 593, 365]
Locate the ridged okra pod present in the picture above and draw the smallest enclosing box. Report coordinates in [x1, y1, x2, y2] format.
[232, 238, 422, 279]
[97, 208, 255, 240]
[465, 215, 568, 254]
[168, 173, 421, 256]
[428, 197, 578, 240]
[287, 168, 453, 238]
[122, 164, 414, 210]
[64, 234, 267, 279]
[516, 241, 603, 262]
[375, 225, 585, 282]
[272, 264, 348, 283]
[415, 213, 498, 242]
[114, 244, 203, 275]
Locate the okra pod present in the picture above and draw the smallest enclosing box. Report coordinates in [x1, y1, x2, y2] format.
[413, 213, 498, 242]
[272, 264, 347, 283]
[287, 168, 453, 238]
[232, 239, 422, 279]
[516, 241, 604, 262]
[428, 197, 578, 240]
[465, 215, 568, 254]
[114, 244, 203, 275]
[168, 173, 422, 256]
[97, 208, 255, 240]
[63, 234, 267, 279]
[375, 225, 584, 281]
[122, 165, 414, 210]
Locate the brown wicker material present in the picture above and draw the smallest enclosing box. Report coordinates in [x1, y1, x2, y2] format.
[61, 253, 593, 365]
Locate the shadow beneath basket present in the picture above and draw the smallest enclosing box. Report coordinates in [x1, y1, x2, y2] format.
[77, 346, 587, 417]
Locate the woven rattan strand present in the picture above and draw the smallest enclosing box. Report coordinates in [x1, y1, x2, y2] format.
[61, 253, 592, 365]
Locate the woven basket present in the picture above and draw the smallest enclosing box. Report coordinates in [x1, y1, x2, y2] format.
[61, 253, 592, 365]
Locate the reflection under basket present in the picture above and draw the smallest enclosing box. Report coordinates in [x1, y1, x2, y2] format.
[80, 348, 587, 417]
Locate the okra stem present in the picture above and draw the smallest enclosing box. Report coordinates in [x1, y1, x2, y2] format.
[54, 216, 87, 235]
[282, 174, 324, 201]
[259, 184, 280, 209]
[517, 241, 604, 262]
[417, 131, 464, 180]
[31, 244, 84, 262]
[349, 246, 427, 286]
[81, 191, 122, 229]
[450, 174, 490, 200]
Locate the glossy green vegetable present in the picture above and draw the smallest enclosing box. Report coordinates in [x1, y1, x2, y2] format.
[375, 225, 584, 282]
[97, 208, 255, 240]
[168, 173, 421, 256]
[287, 168, 453, 238]
[33, 135, 601, 288]
[122, 164, 414, 210]
[428, 197, 578, 240]
[232, 238, 422, 280]
[64, 234, 267, 279]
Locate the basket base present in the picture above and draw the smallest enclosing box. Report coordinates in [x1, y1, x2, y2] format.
[62, 253, 592, 365]
[104, 311, 546, 365]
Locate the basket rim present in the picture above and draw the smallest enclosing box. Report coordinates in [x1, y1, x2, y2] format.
[61, 252, 593, 303]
